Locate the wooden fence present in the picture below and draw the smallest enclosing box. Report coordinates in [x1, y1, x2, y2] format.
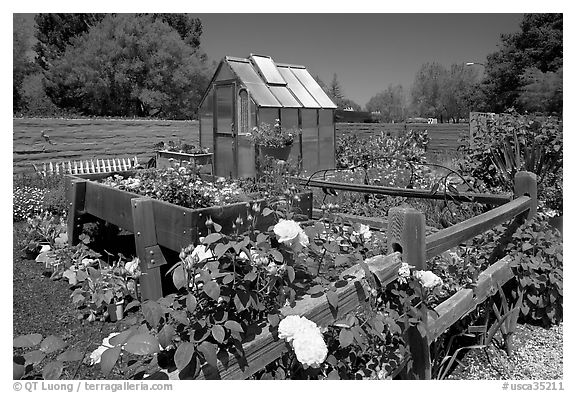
[336, 122, 469, 155]
[185, 170, 535, 380]
[33, 157, 140, 177]
[65, 163, 536, 379]
[14, 119, 469, 175]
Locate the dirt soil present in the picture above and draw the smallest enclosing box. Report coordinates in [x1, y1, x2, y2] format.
[12, 222, 142, 380]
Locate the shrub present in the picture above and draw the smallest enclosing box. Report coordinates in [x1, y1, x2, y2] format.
[457, 111, 562, 213]
[507, 213, 563, 327]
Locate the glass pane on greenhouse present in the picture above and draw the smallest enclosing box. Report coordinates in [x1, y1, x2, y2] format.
[243, 83, 281, 107]
[215, 135, 235, 178]
[199, 87, 213, 151]
[291, 68, 337, 108]
[281, 109, 299, 129]
[281, 109, 301, 166]
[268, 86, 301, 108]
[215, 63, 235, 81]
[228, 60, 263, 84]
[250, 55, 287, 85]
[237, 134, 256, 178]
[216, 85, 234, 135]
[318, 110, 335, 169]
[301, 109, 318, 172]
[278, 67, 321, 108]
[259, 108, 280, 128]
[237, 89, 250, 135]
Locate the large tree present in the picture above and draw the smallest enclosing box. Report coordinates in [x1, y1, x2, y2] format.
[34, 13, 106, 70]
[366, 84, 407, 122]
[410, 62, 447, 121]
[481, 13, 562, 113]
[44, 14, 210, 119]
[439, 64, 480, 122]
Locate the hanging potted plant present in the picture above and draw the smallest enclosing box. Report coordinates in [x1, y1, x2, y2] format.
[247, 120, 301, 161]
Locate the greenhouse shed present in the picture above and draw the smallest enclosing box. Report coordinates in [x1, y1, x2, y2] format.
[197, 54, 337, 178]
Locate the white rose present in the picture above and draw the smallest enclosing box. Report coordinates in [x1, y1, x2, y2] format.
[274, 219, 301, 244]
[278, 315, 327, 368]
[358, 224, 372, 240]
[274, 219, 309, 249]
[413, 270, 443, 289]
[292, 329, 328, 368]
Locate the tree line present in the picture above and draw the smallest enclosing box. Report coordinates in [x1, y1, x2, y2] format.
[325, 14, 562, 122]
[13, 14, 562, 120]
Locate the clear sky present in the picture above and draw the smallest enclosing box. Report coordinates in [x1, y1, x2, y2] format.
[197, 13, 524, 108]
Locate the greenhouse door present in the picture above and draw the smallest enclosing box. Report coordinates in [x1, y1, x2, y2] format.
[214, 84, 236, 177]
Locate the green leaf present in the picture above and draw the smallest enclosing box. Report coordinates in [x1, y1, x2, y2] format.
[172, 265, 187, 290]
[157, 324, 176, 350]
[186, 294, 197, 313]
[286, 266, 295, 283]
[13, 333, 43, 348]
[109, 328, 137, 347]
[334, 255, 349, 267]
[40, 335, 66, 354]
[222, 273, 234, 285]
[171, 310, 189, 325]
[100, 346, 121, 377]
[267, 313, 280, 327]
[338, 329, 354, 348]
[214, 243, 230, 259]
[244, 269, 257, 282]
[13, 360, 25, 380]
[42, 361, 64, 380]
[63, 269, 77, 285]
[211, 325, 225, 343]
[203, 281, 220, 301]
[198, 342, 218, 369]
[142, 300, 164, 328]
[307, 285, 324, 295]
[56, 350, 84, 362]
[174, 342, 195, 370]
[269, 249, 283, 262]
[124, 334, 160, 356]
[262, 207, 274, 217]
[203, 233, 223, 244]
[24, 350, 46, 365]
[124, 300, 140, 313]
[326, 291, 339, 310]
[224, 320, 244, 333]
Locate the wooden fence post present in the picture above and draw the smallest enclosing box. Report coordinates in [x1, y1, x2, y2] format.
[387, 207, 431, 379]
[488, 171, 538, 264]
[387, 207, 426, 270]
[514, 171, 537, 220]
[66, 177, 87, 246]
[132, 197, 166, 301]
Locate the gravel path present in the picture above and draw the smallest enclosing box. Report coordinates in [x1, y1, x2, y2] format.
[448, 322, 563, 380]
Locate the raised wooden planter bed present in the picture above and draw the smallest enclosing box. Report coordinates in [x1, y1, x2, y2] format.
[155, 150, 214, 173]
[65, 171, 312, 301]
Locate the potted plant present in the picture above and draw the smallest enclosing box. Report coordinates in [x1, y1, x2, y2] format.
[247, 120, 301, 161]
[154, 140, 213, 169]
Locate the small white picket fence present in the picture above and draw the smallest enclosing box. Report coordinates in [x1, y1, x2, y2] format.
[33, 156, 141, 177]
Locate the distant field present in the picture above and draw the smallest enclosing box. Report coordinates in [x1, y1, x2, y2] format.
[13, 118, 469, 174]
[13, 118, 200, 174]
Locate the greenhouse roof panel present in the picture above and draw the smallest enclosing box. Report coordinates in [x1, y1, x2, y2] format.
[223, 55, 336, 109]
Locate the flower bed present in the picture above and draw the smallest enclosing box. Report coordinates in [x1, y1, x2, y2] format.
[65, 167, 314, 301]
